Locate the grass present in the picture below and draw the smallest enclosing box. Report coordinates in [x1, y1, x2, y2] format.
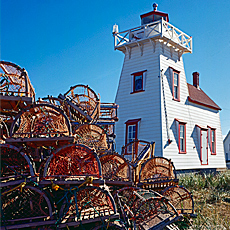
[178, 170, 230, 229]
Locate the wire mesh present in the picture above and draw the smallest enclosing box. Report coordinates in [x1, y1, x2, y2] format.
[161, 185, 194, 215]
[59, 186, 116, 222]
[0, 144, 35, 180]
[44, 144, 102, 179]
[139, 157, 177, 183]
[1, 186, 53, 224]
[100, 153, 131, 182]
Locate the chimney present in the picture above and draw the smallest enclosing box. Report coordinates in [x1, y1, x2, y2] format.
[193, 72, 199, 89]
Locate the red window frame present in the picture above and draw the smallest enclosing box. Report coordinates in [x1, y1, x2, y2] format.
[178, 122, 186, 154]
[200, 128, 208, 165]
[210, 127, 216, 155]
[175, 118, 186, 154]
[125, 118, 141, 145]
[171, 68, 180, 101]
[131, 70, 146, 94]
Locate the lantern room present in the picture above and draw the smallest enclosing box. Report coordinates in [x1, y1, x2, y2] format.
[140, 3, 169, 25]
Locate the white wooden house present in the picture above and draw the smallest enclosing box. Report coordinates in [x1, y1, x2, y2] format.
[113, 4, 226, 171]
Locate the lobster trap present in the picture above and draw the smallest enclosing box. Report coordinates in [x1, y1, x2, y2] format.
[0, 61, 195, 229]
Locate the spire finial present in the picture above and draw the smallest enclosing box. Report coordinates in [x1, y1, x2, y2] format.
[153, 3, 158, 11]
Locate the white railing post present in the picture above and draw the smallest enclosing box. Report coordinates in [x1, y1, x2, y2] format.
[114, 34, 117, 48]
[161, 18, 163, 37]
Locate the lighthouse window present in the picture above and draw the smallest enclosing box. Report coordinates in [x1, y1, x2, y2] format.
[141, 15, 153, 25]
[171, 69, 180, 101]
[134, 75, 143, 91]
[154, 15, 167, 22]
[131, 70, 147, 94]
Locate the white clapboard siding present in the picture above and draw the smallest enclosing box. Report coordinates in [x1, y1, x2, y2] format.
[159, 45, 226, 169]
[115, 39, 226, 170]
[115, 42, 163, 155]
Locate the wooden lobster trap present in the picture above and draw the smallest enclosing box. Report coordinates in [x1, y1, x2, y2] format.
[0, 61, 35, 116]
[0, 60, 196, 229]
[114, 187, 182, 230]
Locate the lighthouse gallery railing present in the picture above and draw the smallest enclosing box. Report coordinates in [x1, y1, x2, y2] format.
[113, 18, 192, 53]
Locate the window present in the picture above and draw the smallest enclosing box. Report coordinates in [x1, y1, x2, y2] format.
[211, 129, 216, 155]
[179, 123, 186, 153]
[128, 124, 136, 144]
[173, 71, 180, 101]
[125, 118, 141, 158]
[175, 118, 186, 153]
[125, 118, 141, 145]
[170, 68, 180, 101]
[208, 126, 216, 155]
[131, 70, 146, 93]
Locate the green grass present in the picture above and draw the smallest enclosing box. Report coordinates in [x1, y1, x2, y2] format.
[178, 170, 230, 229]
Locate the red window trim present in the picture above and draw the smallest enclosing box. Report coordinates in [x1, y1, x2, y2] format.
[125, 118, 141, 145]
[130, 90, 145, 94]
[175, 118, 186, 124]
[207, 126, 216, 155]
[131, 70, 147, 93]
[171, 68, 180, 102]
[200, 128, 208, 165]
[178, 122, 186, 154]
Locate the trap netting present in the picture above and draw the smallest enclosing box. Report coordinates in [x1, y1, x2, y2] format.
[10, 103, 71, 138]
[43, 143, 102, 179]
[0, 61, 35, 98]
[161, 185, 194, 215]
[1, 185, 53, 225]
[64, 84, 100, 122]
[58, 186, 116, 223]
[99, 153, 131, 182]
[115, 187, 179, 229]
[74, 123, 109, 153]
[139, 156, 177, 182]
[1, 144, 35, 180]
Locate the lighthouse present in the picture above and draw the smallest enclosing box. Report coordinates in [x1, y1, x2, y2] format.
[113, 4, 226, 171]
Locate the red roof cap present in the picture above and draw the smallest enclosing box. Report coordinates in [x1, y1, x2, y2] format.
[187, 83, 221, 110]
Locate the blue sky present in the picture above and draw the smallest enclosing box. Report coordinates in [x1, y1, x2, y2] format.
[1, 0, 230, 136]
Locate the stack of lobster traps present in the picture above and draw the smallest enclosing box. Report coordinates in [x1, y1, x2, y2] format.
[1, 61, 195, 230]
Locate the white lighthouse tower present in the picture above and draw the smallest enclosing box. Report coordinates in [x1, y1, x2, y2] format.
[114, 4, 226, 171]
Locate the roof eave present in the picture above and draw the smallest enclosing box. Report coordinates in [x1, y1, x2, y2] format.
[188, 97, 221, 111]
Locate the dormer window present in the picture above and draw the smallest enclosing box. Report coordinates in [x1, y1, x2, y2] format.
[131, 70, 147, 94]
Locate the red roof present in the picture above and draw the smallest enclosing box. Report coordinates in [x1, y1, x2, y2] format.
[187, 83, 221, 110]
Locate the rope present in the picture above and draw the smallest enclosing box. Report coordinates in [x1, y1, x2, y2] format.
[1, 181, 26, 196]
[53, 176, 94, 227]
[51, 176, 94, 191]
[13, 98, 21, 110]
